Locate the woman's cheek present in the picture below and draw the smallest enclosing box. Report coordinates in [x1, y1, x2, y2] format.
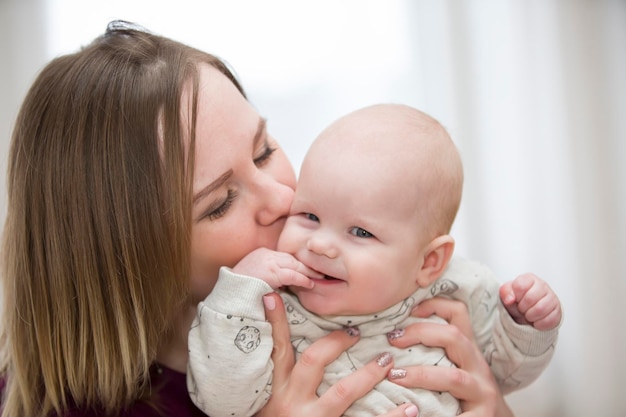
[188, 275, 218, 303]
[188, 225, 233, 300]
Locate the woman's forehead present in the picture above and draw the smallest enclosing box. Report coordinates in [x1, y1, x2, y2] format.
[191, 65, 260, 187]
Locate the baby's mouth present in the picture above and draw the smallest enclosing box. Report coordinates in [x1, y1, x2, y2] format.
[305, 262, 343, 282]
[323, 275, 340, 281]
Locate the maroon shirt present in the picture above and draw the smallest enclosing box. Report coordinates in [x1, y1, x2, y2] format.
[3, 364, 207, 417]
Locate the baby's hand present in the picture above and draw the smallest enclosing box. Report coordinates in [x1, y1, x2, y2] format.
[499, 273, 562, 331]
[233, 247, 321, 290]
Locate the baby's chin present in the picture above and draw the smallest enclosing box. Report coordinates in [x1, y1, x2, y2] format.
[289, 287, 369, 317]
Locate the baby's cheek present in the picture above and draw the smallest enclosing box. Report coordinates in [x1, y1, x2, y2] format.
[276, 230, 290, 253]
[276, 220, 298, 253]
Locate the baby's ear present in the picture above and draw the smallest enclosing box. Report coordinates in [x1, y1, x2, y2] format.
[416, 235, 455, 288]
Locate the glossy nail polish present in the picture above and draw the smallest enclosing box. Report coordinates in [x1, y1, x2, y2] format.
[376, 352, 393, 367]
[387, 328, 405, 340]
[389, 368, 407, 379]
[344, 326, 360, 337]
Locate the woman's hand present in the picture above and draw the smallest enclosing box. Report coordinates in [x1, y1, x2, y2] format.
[257, 292, 419, 417]
[387, 297, 514, 417]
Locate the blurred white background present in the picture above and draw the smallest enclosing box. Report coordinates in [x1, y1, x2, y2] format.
[1, 1, 625, 416]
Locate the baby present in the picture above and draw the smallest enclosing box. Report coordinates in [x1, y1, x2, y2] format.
[188, 104, 562, 417]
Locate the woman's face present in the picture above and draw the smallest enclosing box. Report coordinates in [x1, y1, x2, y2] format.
[188, 65, 296, 302]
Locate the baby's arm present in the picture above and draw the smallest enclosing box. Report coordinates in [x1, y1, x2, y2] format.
[187, 267, 276, 417]
[489, 272, 561, 393]
[187, 249, 320, 417]
[499, 273, 562, 331]
[441, 260, 561, 393]
[233, 247, 321, 290]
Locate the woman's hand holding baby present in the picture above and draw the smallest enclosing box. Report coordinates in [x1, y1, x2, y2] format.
[258, 292, 419, 417]
[387, 298, 514, 417]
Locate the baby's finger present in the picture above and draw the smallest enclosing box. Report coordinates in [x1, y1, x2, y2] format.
[277, 269, 315, 289]
[515, 281, 550, 313]
[274, 255, 322, 286]
[510, 274, 538, 305]
[498, 281, 516, 306]
[277, 253, 323, 279]
[294, 261, 324, 279]
[527, 297, 562, 330]
[522, 292, 552, 321]
[532, 306, 562, 330]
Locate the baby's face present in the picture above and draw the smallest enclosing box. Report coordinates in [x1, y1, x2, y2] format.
[277, 110, 429, 316]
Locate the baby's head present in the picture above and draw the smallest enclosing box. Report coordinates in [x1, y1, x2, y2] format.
[304, 103, 463, 240]
[279, 104, 464, 316]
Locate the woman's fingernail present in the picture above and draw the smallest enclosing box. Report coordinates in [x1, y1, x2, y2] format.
[263, 295, 276, 311]
[376, 352, 393, 367]
[389, 368, 407, 379]
[345, 326, 360, 337]
[404, 404, 419, 417]
[387, 328, 405, 340]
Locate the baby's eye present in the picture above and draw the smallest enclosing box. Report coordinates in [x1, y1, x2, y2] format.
[350, 227, 374, 238]
[304, 213, 320, 222]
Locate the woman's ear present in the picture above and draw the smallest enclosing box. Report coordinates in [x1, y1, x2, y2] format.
[416, 235, 455, 288]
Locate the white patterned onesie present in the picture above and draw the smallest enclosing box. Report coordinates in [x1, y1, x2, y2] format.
[187, 257, 559, 417]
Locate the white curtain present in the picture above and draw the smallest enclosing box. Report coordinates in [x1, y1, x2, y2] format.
[1, 1, 624, 415]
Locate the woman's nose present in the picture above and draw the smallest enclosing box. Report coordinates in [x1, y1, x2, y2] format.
[306, 231, 338, 258]
[255, 176, 294, 226]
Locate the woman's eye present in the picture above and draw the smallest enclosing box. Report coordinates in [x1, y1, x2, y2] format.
[203, 190, 238, 221]
[350, 227, 374, 238]
[254, 144, 276, 167]
[305, 213, 319, 222]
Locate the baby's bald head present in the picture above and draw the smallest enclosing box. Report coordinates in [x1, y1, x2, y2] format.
[302, 104, 463, 239]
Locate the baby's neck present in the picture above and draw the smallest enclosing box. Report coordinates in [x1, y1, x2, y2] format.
[156, 304, 197, 373]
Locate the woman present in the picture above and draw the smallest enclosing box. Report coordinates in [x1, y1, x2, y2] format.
[0, 22, 513, 417]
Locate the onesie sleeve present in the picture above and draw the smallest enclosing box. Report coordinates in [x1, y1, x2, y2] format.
[488, 302, 560, 393]
[439, 258, 560, 394]
[187, 267, 275, 417]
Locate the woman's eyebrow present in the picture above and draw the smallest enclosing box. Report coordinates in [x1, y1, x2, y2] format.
[193, 170, 233, 205]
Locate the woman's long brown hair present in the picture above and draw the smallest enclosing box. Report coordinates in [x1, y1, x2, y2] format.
[0, 22, 244, 417]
